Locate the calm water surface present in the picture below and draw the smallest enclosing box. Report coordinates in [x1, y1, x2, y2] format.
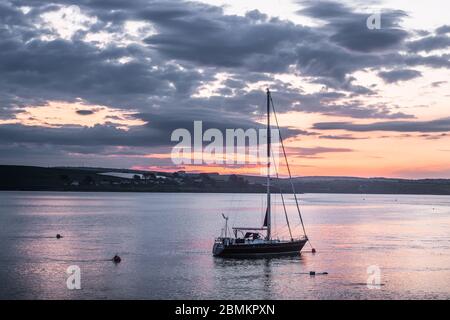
[0, 191, 449, 299]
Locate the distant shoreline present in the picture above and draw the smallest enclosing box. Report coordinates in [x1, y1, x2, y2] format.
[1, 165, 449, 195]
[1, 189, 450, 196]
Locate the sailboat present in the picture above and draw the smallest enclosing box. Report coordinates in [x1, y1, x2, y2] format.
[212, 89, 310, 258]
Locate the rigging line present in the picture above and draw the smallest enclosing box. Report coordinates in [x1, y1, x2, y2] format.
[269, 94, 311, 245]
[261, 190, 265, 225]
[270, 143, 293, 240]
[229, 193, 236, 227]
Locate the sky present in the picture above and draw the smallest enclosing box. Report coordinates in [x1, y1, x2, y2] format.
[0, 0, 449, 178]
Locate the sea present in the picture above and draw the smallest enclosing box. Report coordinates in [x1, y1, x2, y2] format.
[0, 191, 449, 299]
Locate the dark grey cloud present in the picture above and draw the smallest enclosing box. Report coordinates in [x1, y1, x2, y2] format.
[313, 117, 450, 132]
[287, 146, 353, 157]
[431, 81, 447, 87]
[0, 108, 306, 168]
[0, 142, 174, 168]
[436, 25, 450, 35]
[1, 0, 447, 113]
[319, 134, 369, 140]
[407, 35, 450, 52]
[0, 0, 449, 168]
[142, 3, 311, 73]
[419, 133, 448, 140]
[402, 53, 450, 69]
[0, 123, 154, 148]
[297, 91, 413, 119]
[0, 37, 207, 109]
[293, 44, 380, 85]
[378, 69, 422, 83]
[293, 2, 449, 88]
[297, 1, 408, 53]
[76, 109, 96, 115]
[414, 29, 431, 37]
[0, 107, 305, 150]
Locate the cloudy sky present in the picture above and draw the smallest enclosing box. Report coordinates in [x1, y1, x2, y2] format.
[0, 0, 449, 178]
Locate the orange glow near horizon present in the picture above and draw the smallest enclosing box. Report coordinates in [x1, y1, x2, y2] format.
[131, 125, 450, 179]
[127, 107, 450, 178]
[2, 99, 450, 179]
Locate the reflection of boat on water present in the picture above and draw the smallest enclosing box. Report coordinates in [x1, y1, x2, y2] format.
[212, 89, 311, 258]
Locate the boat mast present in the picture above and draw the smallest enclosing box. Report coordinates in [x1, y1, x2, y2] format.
[266, 88, 271, 240]
[270, 93, 310, 244]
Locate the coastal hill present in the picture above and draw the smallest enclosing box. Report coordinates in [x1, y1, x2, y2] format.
[0, 165, 449, 195]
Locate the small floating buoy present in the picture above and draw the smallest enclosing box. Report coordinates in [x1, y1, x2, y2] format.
[311, 248, 316, 253]
[302, 271, 327, 276]
[56, 234, 62, 239]
[112, 255, 121, 263]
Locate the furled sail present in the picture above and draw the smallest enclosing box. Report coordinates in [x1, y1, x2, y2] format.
[263, 207, 268, 227]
